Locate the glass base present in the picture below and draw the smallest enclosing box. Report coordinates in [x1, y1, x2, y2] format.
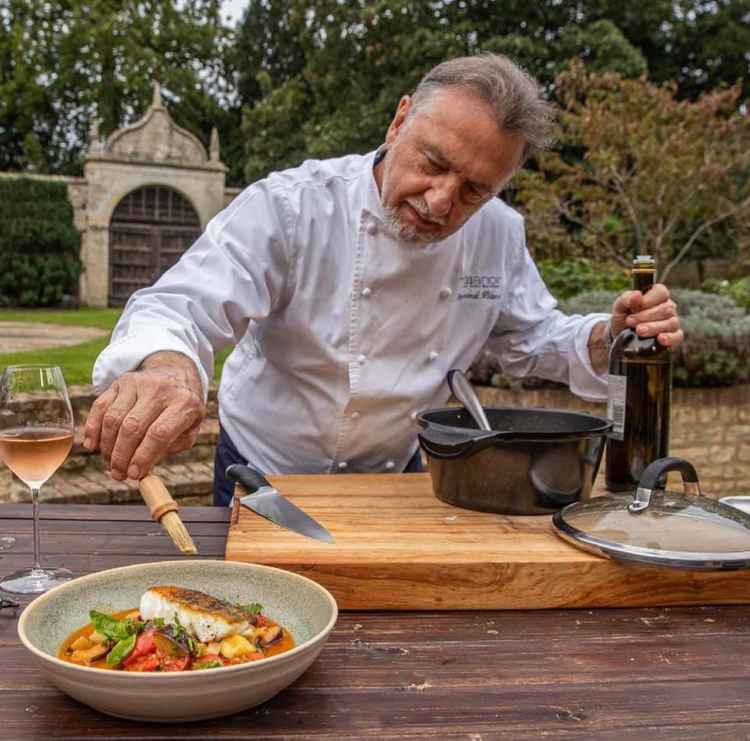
[0, 566, 73, 595]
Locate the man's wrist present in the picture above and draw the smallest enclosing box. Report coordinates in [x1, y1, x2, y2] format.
[587, 320, 613, 374]
[139, 351, 203, 397]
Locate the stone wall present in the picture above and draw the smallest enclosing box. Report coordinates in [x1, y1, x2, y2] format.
[475, 384, 750, 497]
[1, 384, 748, 504]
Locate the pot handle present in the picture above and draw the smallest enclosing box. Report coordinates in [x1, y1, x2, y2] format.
[629, 457, 700, 513]
[417, 424, 488, 459]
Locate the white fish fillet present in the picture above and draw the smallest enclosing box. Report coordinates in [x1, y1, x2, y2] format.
[139, 586, 251, 643]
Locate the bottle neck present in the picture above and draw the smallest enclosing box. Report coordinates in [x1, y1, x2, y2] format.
[632, 268, 655, 294]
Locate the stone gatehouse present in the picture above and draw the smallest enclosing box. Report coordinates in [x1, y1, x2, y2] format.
[1, 83, 240, 307]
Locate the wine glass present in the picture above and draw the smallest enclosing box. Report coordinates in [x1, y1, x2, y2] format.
[0, 365, 75, 594]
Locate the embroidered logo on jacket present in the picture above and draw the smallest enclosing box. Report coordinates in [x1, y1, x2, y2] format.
[457, 274, 501, 301]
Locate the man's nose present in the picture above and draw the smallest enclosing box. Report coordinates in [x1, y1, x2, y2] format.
[425, 177, 457, 218]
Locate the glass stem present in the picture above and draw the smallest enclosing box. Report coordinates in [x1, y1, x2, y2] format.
[31, 487, 42, 571]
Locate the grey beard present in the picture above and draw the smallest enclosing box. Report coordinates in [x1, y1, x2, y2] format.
[381, 204, 433, 245]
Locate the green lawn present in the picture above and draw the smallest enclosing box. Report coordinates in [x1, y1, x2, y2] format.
[0, 308, 231, 386]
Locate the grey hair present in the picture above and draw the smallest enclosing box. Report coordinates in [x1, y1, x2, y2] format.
[408, 53, 556, 158]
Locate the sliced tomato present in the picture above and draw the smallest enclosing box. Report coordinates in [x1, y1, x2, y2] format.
[193, 653, 223, 670]
[124, 653, 161, 672]
[160, 654, 191, 672]
[122, 629, 157, 667]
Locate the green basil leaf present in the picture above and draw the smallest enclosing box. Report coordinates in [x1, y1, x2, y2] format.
[194, 659, 222, 670]
[239, 602, 263, 616]
[89, 610, 137, 641]
[106, 633, 137, 666]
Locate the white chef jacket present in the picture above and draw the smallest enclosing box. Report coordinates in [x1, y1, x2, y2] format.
[93, 151, 609, 474]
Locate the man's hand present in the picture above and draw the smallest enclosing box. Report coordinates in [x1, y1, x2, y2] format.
[83, 351, 206, 481]
[589, 284, 683, 373]
[610, 283, 683, 346]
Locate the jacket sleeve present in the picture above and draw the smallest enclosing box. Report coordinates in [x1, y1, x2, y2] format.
[92, 182, 294, 399]
[484, 228, 609, 403]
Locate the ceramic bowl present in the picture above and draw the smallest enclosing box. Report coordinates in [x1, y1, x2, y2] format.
[18, 560, 338, 722]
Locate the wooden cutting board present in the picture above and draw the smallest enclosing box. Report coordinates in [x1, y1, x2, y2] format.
[225, 473, 750, 610]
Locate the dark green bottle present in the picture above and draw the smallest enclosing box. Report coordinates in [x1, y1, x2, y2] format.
[605, 255, 672, 492]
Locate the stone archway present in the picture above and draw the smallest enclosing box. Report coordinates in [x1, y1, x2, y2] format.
[75, 82, 233, 307]
[108, 184, 201, 306]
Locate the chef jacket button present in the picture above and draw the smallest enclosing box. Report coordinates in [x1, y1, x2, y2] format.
[351, 411, 361, 420]
[428, 350, 439, 361]
[338, 461, 348, 470]
[358, 354, 366, 364]
[385, 460, 395, 470]
[439, 287, 452, 299]
[361, 286, 372, 298]
[367, 221, 378, 236]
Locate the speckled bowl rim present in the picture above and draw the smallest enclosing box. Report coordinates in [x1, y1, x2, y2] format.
[18, 559, 338, 678]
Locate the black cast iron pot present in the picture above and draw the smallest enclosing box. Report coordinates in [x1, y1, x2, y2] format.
[417, 407, 612, 516]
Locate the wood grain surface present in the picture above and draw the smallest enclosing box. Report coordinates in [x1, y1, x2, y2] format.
[2, 502, 750, 738]
[225, 473, 750, 610]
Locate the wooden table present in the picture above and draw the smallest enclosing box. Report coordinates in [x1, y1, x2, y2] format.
[2, 503, 750, 739]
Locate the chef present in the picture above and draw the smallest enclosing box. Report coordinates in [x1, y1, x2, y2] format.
[86, 53, 683, 505]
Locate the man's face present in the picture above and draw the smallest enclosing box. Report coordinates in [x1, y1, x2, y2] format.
[374, 88, 526, 244]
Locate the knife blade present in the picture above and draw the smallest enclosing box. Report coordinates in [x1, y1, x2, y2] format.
[226, 464, 335, 544]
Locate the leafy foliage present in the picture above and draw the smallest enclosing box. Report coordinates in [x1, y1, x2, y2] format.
[0, 178, 81, 307]
[513, 62, 750, 280]
[470, 288, 750, 389]
[703, 276, 750, 311]
[236, 1, 750, 181]
[3, 1, 750, 186]
[559, 289, 750, 387]
[537, 258, 630, 300]
[0, 0, 243, 182]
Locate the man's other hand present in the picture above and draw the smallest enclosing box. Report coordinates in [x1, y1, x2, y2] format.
[82, 351, 206, 481]
[610, 283, 683, 349]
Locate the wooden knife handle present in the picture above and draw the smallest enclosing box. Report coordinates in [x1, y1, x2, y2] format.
[139, 474, 179, 522]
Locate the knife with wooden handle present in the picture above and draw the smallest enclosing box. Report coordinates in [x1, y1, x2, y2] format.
[138, 474, 197, 554]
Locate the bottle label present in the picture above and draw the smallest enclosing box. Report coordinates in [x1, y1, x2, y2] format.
[607, 373, 627, 440]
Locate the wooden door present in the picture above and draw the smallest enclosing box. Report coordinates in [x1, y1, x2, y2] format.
[108, 186, 201, 306]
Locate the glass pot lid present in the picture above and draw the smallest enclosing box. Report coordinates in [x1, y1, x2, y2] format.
[552, 457, 750, 570]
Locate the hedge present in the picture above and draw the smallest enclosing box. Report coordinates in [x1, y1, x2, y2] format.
[468, 289, 750, 388]
[0, 178, 81, 307]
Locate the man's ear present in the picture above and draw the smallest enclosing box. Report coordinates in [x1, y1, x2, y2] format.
[385, 95, 412, 146]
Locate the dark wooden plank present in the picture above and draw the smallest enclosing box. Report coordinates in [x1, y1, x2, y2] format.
[0, 504, 230, 524]
[0, 519, 230, 537]
[4, 626, 750, 687]
[4, 606, 749, 647]
[2, 679, 750, 739]
[0, 532, 228, 556]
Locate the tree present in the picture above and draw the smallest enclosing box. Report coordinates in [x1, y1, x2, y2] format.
[236, 0, 750, 182]
[513, 62, 750, 281]
[0, 0, 245, 182]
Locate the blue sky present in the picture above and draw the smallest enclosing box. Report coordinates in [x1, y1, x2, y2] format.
[222, 0, 247, 25]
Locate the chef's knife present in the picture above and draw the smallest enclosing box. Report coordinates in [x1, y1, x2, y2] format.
[226, 464, 335, 544]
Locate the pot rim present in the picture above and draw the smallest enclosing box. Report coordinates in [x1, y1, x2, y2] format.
[416, 406, 612, 443]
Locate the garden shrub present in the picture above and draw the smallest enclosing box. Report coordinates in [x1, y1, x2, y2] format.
[0, 178, 81, 307]
[703, 276, 750, 312]
[468, 289, 750, 388]
[560, 289, 750, 387]
[537, 258, 630, 300]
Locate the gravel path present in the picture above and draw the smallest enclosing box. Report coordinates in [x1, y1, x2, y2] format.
[0, 321, 108, 352]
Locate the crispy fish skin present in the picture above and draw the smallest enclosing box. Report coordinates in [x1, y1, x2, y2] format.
[139, 586, 250, 643]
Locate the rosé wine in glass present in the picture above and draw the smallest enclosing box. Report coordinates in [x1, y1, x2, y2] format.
[0, 366, 75, 594]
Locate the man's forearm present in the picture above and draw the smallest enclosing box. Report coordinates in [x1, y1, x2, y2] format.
[587, 320, 611, 375]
